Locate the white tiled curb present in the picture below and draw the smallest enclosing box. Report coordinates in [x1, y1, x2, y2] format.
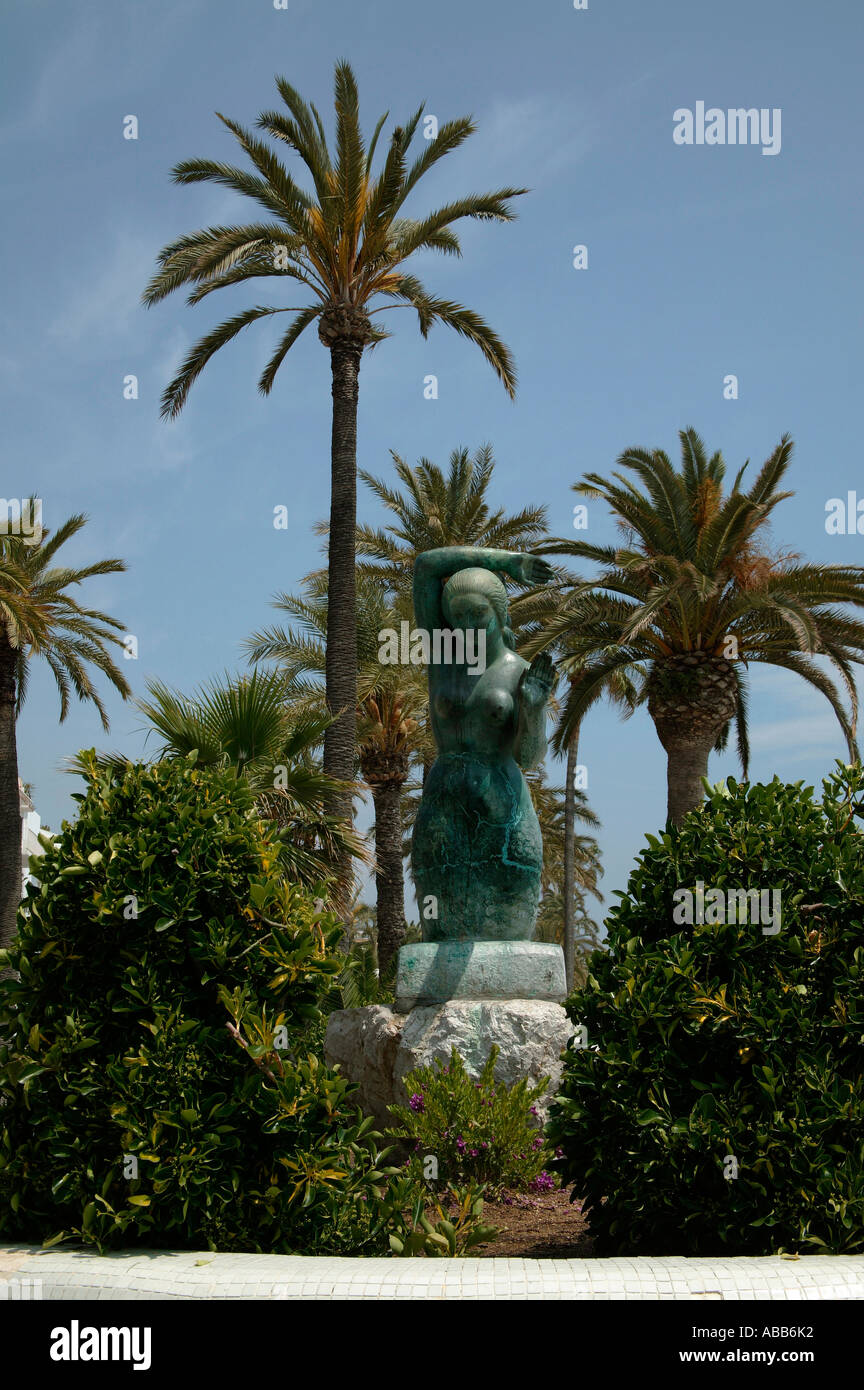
[2, 1247, 863, 1300]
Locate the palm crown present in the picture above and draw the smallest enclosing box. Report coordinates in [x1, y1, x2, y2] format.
[0, 508, 130, 951]
[0, 509, 130, 727]
[529, 430, 864, 806]
[354, 444, 549, 595]
[142, 62, 525, 413]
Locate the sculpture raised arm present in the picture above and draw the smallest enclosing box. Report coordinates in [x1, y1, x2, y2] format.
[413, 547, 554, 634]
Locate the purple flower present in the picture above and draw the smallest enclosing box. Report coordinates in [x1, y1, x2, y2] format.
[532, 1136, 544, 1151]
[470, 1148, 478, 1157]
[409, 1093, 425, 1113]
[529, 1105, 539, 1118]
[531, 1171, 555, 1193]
[456, 1136, 466, 1153]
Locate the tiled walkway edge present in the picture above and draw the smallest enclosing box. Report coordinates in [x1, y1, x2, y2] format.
[2, 1246, 863, 1300]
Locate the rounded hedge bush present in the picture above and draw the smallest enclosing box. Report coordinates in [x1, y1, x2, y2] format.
[549, 762, 864, 1256]
[0, 752, 396, 1254]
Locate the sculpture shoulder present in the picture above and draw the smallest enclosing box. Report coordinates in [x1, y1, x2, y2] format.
[499, 649, 529, 682]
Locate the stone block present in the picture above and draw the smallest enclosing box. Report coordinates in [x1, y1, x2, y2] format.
[395, 940, 567, 1012]
[325, 999, 574, 1129]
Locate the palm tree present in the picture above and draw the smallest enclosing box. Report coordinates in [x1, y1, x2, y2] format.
[528, 765, 604, 989]
[0, 510, 130, 949]
[355, 444, 548, 598]
[529, 429, 864, 823]
[142, 62, 526, 904]
[136, 670, 366, 889]
[354, 683, 420, 971]
[245, 572, 425, 971]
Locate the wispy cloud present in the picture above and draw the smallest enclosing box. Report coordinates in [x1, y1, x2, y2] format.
[444, 94, 598, 191]
[745, 662, 857, 763]
[47, 233, 154, 346]
[0, 21, 100, 146]
[749, 714, 845, 759]
[0, 0, 210, 146]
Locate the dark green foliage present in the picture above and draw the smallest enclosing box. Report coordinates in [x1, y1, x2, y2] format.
[0, 753, 401, 1254]
[390, 1046, 556, 1194]
[335, 939, 394, 1010]
[549, 763, 864, 1255]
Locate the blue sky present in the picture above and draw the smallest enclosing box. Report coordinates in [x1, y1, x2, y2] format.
[3, 0, 863, 914]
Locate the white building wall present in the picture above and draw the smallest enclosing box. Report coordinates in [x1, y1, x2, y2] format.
[19, 781, 49, 892]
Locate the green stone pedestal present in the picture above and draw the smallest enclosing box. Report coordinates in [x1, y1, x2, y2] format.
[395, 940, 567, 1013]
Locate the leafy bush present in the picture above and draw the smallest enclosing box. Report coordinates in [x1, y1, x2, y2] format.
[389, 1046, 556, 1194]
[0, 753, 406, 1255]
[386, 1179, 498, 1256]
[549, 763, 864, 1256]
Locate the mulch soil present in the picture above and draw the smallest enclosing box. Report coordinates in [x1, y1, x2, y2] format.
[473, 1186, 594, 1258]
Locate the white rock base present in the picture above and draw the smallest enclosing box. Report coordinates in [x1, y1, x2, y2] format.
[324, 999, 574, 1129]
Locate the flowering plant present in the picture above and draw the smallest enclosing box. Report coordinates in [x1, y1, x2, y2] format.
[388, 1046, 556, 1194]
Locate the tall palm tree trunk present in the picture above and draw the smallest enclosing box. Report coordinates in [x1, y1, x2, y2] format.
[562, 727, 580, 993]
[0, 630, 21, 954]
[323, 337, 362, 911]
[658, 731, 715, 826]
[648, 653, 738, 826]
[370, 777, 406, 975]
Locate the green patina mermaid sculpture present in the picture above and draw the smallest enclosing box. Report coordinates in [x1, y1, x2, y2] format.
[411, 547, 556, 942]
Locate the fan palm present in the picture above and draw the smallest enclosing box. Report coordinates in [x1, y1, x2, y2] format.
[142, 62, 526, 903]
[528, 429, 864, 823]
[0, 509, 130, 948]
[136, 670, 366, 889]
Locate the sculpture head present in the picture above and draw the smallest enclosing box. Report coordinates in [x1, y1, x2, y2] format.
[442, 568, 516, 652]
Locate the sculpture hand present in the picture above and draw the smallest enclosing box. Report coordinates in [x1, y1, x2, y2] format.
[519, 652, 555, 705]
[510, 553, 555, 586]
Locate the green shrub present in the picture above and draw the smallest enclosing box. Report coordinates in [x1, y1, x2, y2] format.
[386, 1179, 498, 1256]
[389, 1046, 556, 1194]
[0, 752, 404, 1255]
[549, 763, 864, 1256]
